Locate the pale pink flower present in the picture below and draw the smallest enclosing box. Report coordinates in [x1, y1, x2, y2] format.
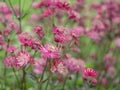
[114, 38, 120, 48]
[71, 27, 84, 40]
[34, 58, 47, 74]
[107, 66, 116, 78]
[64, 56, 85, 73]
[40, 44, 60, 59]
[16, 51, 30, 67]
[51, 60, 68, 76]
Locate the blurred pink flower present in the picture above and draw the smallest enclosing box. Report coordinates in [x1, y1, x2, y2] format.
[34, 58, 47, 74]
[34, 26, 45, 38]
[64, 56, 85, 73]
[51, 60, 68, 76]
[40, 44, 60, 59]
[16, 51, 30, 67]
[7, 46, 17, 53]
[4, 56, 17, 68]
[114, 38, 120, 48]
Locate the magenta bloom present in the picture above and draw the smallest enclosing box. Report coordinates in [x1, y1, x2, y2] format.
[4, 56, 17, 68]
[16, 51, 30, 67]
[83, 68, 97, 78]
[34, 26, 45, 38]
[43, 9, 53, 17]
[53, 26, 72, 44]
[18, 32, 41, 49]
[40, 44, 60, 59]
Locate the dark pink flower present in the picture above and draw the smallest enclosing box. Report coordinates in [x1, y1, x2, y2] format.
[34, 26, 45, 38]
[53, 26, 72, 44]
[43, 9, 53, 17]
[83, 68, 97, 78]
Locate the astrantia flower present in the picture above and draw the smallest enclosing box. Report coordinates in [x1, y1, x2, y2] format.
[7, 46, 17, 53]
[64, 55, 85, 73]
[87, 31, 100, 42]
[34, 26, 45, 38]
[51, 60, 68, 76]
[18, 32, 41, 49]
[53, 26, 72, 44]
[43, 9, 53, 17]
[16, 51, 30, 67]
[71, 27, 84, 40]
[68, 10, 80, 20]
[83, 68, 97, 78]
[40, 44, 60, 59]
[4, 56, 17, 68]
[83, 68, 98, 85]
[34, 58, 47, 74]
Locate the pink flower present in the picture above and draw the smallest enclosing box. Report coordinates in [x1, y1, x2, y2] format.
[43, 9, 53, 17]
[107, 66, 116, 78]
[53, 26, 72, 44]
[64, 55, 85, 73]
[87, 31, 100, 42]
[34, 26, 45, 38]
[114, 38, 120, 48]
[51, 60, 68, 76]
[18, 32, 41, 49]
[4, 56, 17, 68]
[104, 54, 116, 68]
[16, 51, 30, 67]
[40, 44, 60, 59]
[71, 27, 84, 40]
[34, 58, 47, 74]
[68, 10, 80, 20]
[83, 68, 97, 78]
[3, 29, 11, 37]
[7, 46, 17, 53]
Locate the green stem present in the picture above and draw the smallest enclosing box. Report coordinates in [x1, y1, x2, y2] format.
[39, 60, 48, 90]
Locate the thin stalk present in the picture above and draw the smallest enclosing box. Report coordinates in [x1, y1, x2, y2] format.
[39, 60, 48, 90]
[21, 69, 26, 90]
[5, 0, 17, 17]
[62, 75, 68, 90]
[12, 68, 20, 85]
[74, 73, 79, 90]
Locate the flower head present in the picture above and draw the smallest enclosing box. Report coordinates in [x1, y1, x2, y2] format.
[40, 44, 60, 59]
[16, 51, 30, 67]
